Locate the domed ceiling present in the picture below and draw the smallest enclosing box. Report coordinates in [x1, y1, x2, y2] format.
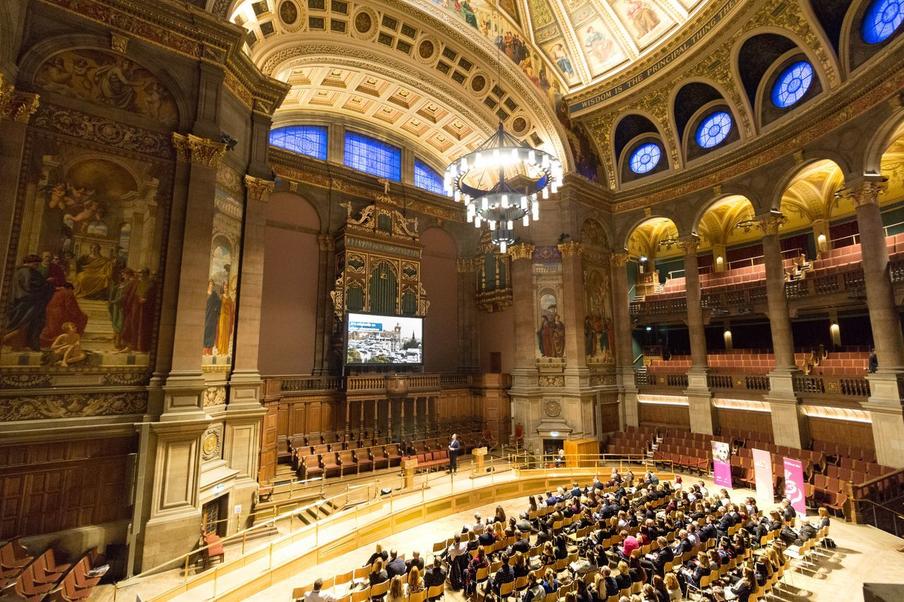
[434, 0, 711, 92]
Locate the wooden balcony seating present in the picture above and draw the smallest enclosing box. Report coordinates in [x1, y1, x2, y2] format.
[300, 454, 324, 480]
[322, 452, 342, 478]
[355, 448, 374, 473]
[14, 548, 72, 601]
[371, 447, 390, 470]
[1, 539, 33, 589]
[337, 450, 358, 475]
[52, 548, 108, 601]
[385, 444, 402, 467]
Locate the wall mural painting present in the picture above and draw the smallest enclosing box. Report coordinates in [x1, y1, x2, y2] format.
[583, 269, 615, 362]
[202, 172, 243, 370]
[1, 140, 165, 379]
[537, 291, 565, 358]
[608, 0, 674, 48]
[34, 49, 179, 129]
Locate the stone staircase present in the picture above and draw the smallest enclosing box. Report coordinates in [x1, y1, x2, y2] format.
[79, 299, 115, 345]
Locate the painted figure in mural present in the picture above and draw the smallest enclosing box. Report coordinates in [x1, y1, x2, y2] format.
[584, 316, 595, 356]
[49, 321, 87, 367]
[40, 282, 87, 349]
[584, 26, 614, 66]
[121, 268, 157, 353]
[203, 279, 222, 355]
[552, 314, 565, 357]
[108, 268, 133, 350]
[74, 243, 114, 299]
[216, 269, 235, 357]
[538, 315, 553, 357]
[551, 43, 573, 76]
[2, 254, 55, 351]
[624, 0, 660, 37]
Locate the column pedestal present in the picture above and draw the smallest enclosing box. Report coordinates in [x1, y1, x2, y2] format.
[863, 372, 904, 468]
[686, 368, 715, 435]
[766, 371, 809, 450]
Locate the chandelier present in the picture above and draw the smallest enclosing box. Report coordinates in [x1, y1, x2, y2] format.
[444, 123, 563, 253]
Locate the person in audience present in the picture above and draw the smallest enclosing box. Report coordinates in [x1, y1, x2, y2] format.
[424, 557, 446, 597]
[364, 544, 388, 567]
[684, 552, 710, 588]
[780, 500, 796, 523]
[725, 568, 754, 602]
[406, 550, 424, 572]
[407, 565, 424, 593]
[489, 554, 514, 595]
[641, 583, 659, 602]
[446, 533, 467, 590]
[599, 566, 620, 597]
[512, 552, 529, 578]
[387, 576, 406, 602]
[464, 546, 488, 595]
[817, 507, 831, 528]
[471, 512, 486, 534]
[621, 530, 639, 558]
[494, 505, 507, 524]
[576, 577, 593, 602]
[370, 558, 389, 588]
[614, 560, 632, 591]
[664, 572, 682, 601]
[523, 573, 546, 602]
[541, 568, 559, 593]
[386, 550, 406, 578]
[305, 578, 336, 602]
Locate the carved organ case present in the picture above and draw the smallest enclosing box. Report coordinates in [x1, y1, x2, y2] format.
[330, 202, 430, 342]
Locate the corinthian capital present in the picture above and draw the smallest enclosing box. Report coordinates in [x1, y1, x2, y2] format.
[507, 243, 535, 261]
[838, 177, 889, 207]
[557, 240, 583, 257]
[610, 250, 630, 268]
[0, 78, 40, 124]
[678, 234, 700, 254]
[172, 133, 227, 167]
[755, 211, 786, 236]
[244, 175, 275, 202]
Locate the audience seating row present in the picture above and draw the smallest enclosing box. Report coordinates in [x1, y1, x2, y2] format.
[0, 540, 106, 602]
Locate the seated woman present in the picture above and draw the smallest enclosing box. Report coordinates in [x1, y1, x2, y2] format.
[685, 552, 711, 588]
[387, 576, 406, 602]
[512, 552, 529, 578]
[614, 561, 632, 591]
[541, 568, 560, 594]
[407, 566, 424, 593]
[725, 568, 754, 602]
[540, 541, 556, 567]
[464, 547, 488, 596]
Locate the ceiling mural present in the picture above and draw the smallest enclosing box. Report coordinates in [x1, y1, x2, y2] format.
[434, 0, 708, 91]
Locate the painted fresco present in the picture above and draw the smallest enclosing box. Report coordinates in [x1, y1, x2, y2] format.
[202, 165, 243, 370]
[34, 49, 179, 128]
[608, 0, 675, 48]
[577, 18, 628, 76]
[537, 291, 565, 357]
[1, 140, 166, 376]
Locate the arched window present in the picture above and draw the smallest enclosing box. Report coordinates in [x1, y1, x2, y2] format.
[414, 159, 444, 194]
[344, 131, 402, 181]
[629, 143, 662, 175]
[862, 0, 903, 44]
[771, 61, 814, 108]
[695, 111, 733, 149]
[269, 125, 328, 160]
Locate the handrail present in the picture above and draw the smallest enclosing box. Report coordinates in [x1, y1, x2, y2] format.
[855, 498, 904, 539]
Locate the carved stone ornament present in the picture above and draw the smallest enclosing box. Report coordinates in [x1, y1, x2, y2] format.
[0, 392, 147, 422]
[172, 133, 227, 167]
[202, 424, 224, 461]
[203, 386, 227, 407]
[679, 235, 700, 254]
[755, 212, 786, 236]
[839, 178, 889, 208]
[544, 399, 562, 417]
[539, 375, 565, 388]
[245, 175, 276, 202]
[557, 241, 583, 257]
[507, 243, 535, 262]
[0, 78, 40, 124]
[610, 251, 630, 268]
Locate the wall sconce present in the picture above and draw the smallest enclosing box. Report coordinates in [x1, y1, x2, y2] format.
[723, 329, 733, 350]
[830, 322, 841, 347]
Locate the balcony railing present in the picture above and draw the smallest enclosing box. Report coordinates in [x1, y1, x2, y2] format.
[637, 369, 869, 399]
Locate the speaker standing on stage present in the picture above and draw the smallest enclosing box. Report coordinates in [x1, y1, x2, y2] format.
[448, 433, 461, 473]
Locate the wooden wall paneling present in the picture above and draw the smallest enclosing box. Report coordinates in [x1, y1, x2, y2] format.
[715, 408, 772, 437]
[259, 401, 279, 483]
[808, 417, 875, 450]
[639, 403, 690, 429]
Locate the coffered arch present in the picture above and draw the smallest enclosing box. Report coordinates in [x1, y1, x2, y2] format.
[229, 0, 573, 172]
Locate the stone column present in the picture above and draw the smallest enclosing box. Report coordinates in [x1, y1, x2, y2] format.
[557, 241, 588, 371]
[681, 236, 715, 435]
[0, 83, 39, 276]
[846, 178, 904, 467]
[611, 251, 638, 428]
[313, 235, 335, 374]
[759, 212, 808, 449]
[507, 243, 539, 448]
[457, 258, 480, 371]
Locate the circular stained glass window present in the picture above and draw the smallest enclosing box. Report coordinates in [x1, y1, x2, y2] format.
[862, 0, 903, 44]
[771, 61, 814, 109]
[629, 143, 662, 175]
[696, 111, 733, 149]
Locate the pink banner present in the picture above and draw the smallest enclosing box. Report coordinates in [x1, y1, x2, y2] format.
[751, 449, 774, 507]
[711, 441, 733, 488]
[783, 457, 807, 516]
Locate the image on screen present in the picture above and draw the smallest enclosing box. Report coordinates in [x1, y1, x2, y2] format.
[346, 313, 423, 365]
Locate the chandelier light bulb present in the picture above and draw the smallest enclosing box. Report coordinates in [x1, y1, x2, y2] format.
[489, 220, 496, 231]
[475, 216, 482, 228]
[522, 215, 530, 227]
[532, 203, 540, 221]
[507, 220, 514, 230]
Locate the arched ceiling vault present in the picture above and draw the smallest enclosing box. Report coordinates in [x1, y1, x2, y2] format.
[228, 0, 577, 171]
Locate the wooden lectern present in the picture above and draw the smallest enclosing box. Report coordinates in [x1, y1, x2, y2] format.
[402, 458, 418, 489]
[472, 447, 488, 473]
[563, 439, 599, 468]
